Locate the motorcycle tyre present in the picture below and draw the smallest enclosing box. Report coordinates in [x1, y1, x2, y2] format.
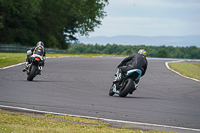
[27, 65, 37, 81]
[109, 85, 115, 96]
[119, 78, 134, 97]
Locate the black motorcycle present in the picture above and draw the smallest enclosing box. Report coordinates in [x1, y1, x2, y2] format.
[26, 54, 43, 81]
[109, 68, 142, 97]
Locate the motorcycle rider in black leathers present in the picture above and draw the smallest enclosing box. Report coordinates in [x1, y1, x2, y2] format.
[113, 49, 148, 85]
[22, 41, 46, 74]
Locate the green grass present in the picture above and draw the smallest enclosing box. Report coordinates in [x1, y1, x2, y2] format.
[168, 62, 200, 80]
[0, 52, 123, 68]
[0, 110, 170, 133]
[0, 53, 26, 68]
[44, 113, 109, 126]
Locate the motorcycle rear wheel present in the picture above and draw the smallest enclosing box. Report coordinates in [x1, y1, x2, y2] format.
[27, 65, 37, 81]
[119, 78, 134, 97]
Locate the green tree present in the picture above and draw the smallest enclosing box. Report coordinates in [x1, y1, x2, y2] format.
[67, 44, 200, 59]
[158, 48, 169, 58]
[0, 0, 42, 44]
[0, 0, 108, 49]
[126, 49, 132, 55]
[0, 16, 3, 28]
[184, 54, 191, 59]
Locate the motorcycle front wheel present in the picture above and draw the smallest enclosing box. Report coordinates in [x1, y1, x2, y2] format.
[119, 78, 134, 97]
[109, 85, 115, 96]
[27, 65, 37, 81]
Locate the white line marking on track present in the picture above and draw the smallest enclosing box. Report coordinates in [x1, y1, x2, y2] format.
[165, 60, 200, 82]
[0, 105, 200, 132]
[0, 62, 25, 70]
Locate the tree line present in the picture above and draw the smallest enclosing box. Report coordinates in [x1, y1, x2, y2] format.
[67, 44, 200, 59]
[0, 0, 108, 49]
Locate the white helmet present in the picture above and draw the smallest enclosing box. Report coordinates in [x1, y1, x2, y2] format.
[37, 41, 44, 47]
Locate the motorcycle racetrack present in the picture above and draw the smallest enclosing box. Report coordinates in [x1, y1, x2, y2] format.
[0, 57, 200, 132]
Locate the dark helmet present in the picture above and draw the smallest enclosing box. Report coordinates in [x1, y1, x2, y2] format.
[36, 41, 44, 47]
[138, 49, 147, 57]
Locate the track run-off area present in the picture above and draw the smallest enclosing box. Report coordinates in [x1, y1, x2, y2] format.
[0, 57, 200, 133]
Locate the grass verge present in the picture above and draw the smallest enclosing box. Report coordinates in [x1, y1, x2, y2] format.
[0, 109, 170, 133]
[0, 53, 26, 68]
[168, 62, 200, 80]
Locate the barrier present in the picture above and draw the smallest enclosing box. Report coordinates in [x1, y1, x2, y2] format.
[0, 44, 66, 53]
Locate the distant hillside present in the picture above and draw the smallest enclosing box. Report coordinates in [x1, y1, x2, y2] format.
[78, 35, 200, 47]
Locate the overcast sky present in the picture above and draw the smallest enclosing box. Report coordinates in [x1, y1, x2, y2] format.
[84, 0, 200, 37]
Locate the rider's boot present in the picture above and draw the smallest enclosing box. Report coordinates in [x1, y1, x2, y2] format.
[129, 82, 139, 94]
[38, 66, 42, 75]
[135, 84, 138, 89]
[135, 79, 139, 89]
[22, 62, 29, 72]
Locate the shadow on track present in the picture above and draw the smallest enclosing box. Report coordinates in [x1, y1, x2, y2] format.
[111, 95, 162, 100]
[21, 80, 67, 82]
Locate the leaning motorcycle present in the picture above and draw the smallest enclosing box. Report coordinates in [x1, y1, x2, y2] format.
[109, 68, 142, 97]
[26, 54, 43, 81]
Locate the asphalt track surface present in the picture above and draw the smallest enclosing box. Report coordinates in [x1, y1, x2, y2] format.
[0, 57, 200, 132]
